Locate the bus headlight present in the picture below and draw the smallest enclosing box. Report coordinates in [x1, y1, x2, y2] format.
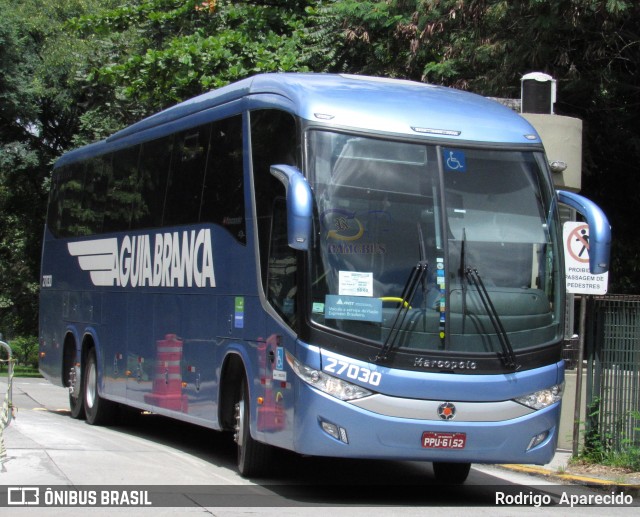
[286, 352, 372, 401]
[513, 383, 564, 410]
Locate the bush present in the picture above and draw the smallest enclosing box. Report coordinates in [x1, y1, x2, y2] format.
[579, 400, 640, 471]
[4, 335, 39, 369]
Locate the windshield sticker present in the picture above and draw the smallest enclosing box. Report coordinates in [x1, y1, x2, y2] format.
[321, 208, 389, 255]
[325, 295, 382, 323]
[443, 149, 467, 172]
[312, 302, 325, 314]
[339, 271, 374, 297]
[437, 257, 446, 340]
[324, 208, 364, 241]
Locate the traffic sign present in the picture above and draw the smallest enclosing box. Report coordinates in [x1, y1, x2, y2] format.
[563, 222, 608, 294]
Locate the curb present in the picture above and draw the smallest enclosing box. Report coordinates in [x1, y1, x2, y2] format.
[500, 463, 640, 487]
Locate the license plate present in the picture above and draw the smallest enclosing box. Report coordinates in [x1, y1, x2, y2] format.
[421, 431, 466, 449]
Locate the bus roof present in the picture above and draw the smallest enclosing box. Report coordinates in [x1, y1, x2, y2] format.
[58, 73, 541, 166]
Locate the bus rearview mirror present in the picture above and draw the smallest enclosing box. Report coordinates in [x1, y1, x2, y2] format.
[270, 165, 313, 251]
[557, 189, 611, 274]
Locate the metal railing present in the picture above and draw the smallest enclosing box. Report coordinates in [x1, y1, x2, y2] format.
[585, 295, 640, 451]
[1, 339, 15, 465]
[0, 340, 14, 426]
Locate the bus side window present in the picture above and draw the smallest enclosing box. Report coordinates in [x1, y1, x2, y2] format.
[267, 197, 297, 327]
[163, 125, 211, 227]
[200, 115, 245, 243]
[134, 135, 173, 230]
[251, 109, 299, 329]
[81, 156, 109, 235]
[46, 172, 64, 237]
[57, 163, 84, 237]
[103, 147, 140, 233]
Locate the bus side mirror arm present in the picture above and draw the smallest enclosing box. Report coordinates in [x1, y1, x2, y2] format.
[270, 165, 313, 251]
[557, 190, 611, 274]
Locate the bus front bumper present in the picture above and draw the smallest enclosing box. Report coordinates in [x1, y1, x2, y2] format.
[292, 382, 560, 466]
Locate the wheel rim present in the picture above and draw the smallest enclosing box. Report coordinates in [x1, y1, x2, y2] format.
[234, 396, 246, 448]
[69, 365, 80, 401]
[85, 358, 97, 410]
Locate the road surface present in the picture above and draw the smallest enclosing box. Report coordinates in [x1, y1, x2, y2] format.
[1, 378, 636, 515]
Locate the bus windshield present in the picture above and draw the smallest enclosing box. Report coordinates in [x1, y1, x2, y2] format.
[307, 130, 561, 361]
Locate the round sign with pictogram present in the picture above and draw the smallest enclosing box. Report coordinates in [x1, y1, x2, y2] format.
[566, 223, 590, 264]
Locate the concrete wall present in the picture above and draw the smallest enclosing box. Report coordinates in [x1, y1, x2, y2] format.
[522, 113, 583, 192]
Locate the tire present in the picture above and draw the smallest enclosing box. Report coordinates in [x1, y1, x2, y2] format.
[432, 462, 471, 484]
[234, 377, 272, 477]
[68, 361, 85, 420]
[83, 348, 116, 426]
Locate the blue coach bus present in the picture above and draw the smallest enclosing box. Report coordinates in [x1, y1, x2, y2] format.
[39, 73, 610, 483]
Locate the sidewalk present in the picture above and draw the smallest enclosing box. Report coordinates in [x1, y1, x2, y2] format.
[3, 378, 639, 488]
[501, 450, 640, 488]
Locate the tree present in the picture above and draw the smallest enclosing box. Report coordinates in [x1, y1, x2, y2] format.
[1, 0, 638, 341]
[0, 0, 317, 336]
[0, 0, 122, 336]
[309, 0, 640, 292]
[72, 0, 314, 118]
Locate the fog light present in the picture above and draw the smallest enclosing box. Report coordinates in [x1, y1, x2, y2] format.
[527, 430, 549, 450]
[321, 420, 349, 443]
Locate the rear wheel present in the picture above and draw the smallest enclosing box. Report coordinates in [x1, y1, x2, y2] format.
[432, 462, 471, 484]
[68, 361, 85, 420]
[84, 348, 116, 425]
[234, 377, 272, 477]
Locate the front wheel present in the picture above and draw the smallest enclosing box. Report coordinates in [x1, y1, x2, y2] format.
[432, 462, 471, 484]
[234, 377, 272, 477]
[84, 348, 116, 425]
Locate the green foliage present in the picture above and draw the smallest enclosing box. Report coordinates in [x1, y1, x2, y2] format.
[308, 0, 640, 293]
[0, 0, 315, 338]
[0, 0, 105, 337]
[1, 0, 639, 335]
[0, 366, 42, 378]
[305, 1, 416, 76]
[73, 0, 314, 113]
[6, 336, 39, 369]
[579, 398, 640, 471]
[0, 336, 39, 378]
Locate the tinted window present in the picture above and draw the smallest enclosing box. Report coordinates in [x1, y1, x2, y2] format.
[103, 146, 140, 233]
[163, 125, 211, 227]
[46, 169, 64, 236]
[133, 135, 173, 230]
[57, 162, 86, 237]
[200, 115, 245, 243]
[266, 198, 298, 328]
[251, 109, 299, 327]
[81, 156, 109, 234]
[48, 116, 245, 237]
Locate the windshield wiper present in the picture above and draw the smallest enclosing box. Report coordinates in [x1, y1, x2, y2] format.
[374, 260, 428, 363]
[464, 267, 520, 371]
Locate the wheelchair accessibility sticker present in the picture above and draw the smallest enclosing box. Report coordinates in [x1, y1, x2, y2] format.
[443, 149, 466, 172]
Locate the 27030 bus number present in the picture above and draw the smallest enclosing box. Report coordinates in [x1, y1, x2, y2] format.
[323, 357, 382, 387]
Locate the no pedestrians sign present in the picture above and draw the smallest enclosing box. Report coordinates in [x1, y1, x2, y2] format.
[563, 222, 608, 295]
